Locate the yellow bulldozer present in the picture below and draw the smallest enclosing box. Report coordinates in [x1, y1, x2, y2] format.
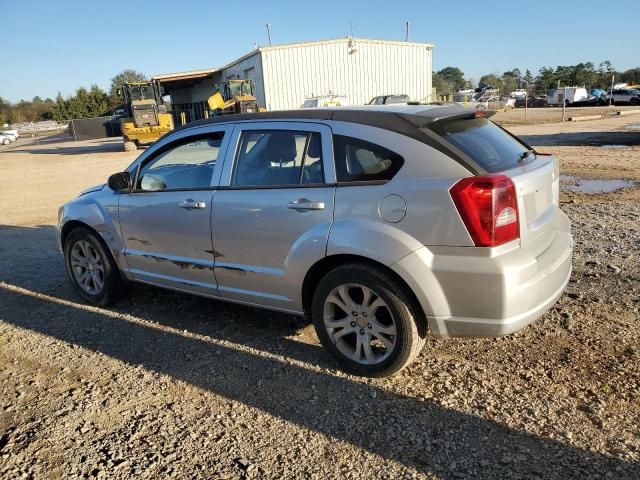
[118, 80, 173, 151]
[207, 79, 264, 115]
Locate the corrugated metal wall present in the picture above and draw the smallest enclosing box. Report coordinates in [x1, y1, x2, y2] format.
[222, 52, 266, 108]
[259, 39, 432, 111]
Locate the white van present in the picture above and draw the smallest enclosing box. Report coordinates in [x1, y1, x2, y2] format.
[546, 87, 588, 106]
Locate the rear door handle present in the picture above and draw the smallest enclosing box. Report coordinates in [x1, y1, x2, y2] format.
[287, 199, 325, 211]
[178, 199, 207, 209]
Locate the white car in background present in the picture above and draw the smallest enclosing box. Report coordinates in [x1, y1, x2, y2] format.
[1, 131, 18, 142]
[2, 129, 19, 139]
[606, 89, 640, 105]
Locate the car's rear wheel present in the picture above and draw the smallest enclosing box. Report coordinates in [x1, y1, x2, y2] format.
[64, 227, 127, 306]
[312, 263, 427, 377]
[2, 138, 9, 145]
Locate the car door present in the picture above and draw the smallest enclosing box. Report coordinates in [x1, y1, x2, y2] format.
[212, 122, 335, 313]
[118, 126, 232, 295]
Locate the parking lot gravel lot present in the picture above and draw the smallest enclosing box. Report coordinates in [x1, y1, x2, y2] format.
[1, 116, 639, 479]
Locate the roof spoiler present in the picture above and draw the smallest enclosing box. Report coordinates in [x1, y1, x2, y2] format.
[398, 108, 496, 128]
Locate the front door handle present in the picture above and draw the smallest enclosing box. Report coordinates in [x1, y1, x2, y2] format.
[287, 199, 325, 211]
[178, 199, 207, 209]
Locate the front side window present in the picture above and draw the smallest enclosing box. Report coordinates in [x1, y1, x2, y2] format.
[333, 135, 404, 183]
[137, 133, 224, 191]
[232, 130, 324, 186]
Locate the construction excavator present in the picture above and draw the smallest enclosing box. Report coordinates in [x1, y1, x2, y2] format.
[118, 80, 174, 151]
[206, 79, 264, 115]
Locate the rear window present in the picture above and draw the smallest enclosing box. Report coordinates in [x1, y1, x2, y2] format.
[428, 117, 531, 173]
[386, 95, 409, 104]
[333, 135, 404, 183]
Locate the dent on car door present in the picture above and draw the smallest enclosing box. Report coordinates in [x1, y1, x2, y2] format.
[212, 123, 336, 312]
[117, 129, 230, 295]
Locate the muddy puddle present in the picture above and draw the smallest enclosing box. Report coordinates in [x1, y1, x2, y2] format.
[560, 175, 636, 194]
[600, 144, 628, 149]
[624, 124, 640, 130]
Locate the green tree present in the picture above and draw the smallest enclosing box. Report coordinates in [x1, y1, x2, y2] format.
[432, 71, 448, 94]
[535, 66, 557, 91]
[620, 68, 640, 85]
[479, 74, 503, 91]
[436, 67, 465, 91]
[502, 69, 522, 94]
[88, 84, 109, 117]
[109, 69, 147, 106]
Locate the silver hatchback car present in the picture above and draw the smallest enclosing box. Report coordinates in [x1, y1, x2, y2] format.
[58, 105, 573, 377]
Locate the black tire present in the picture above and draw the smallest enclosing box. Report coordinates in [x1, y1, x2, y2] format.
[63, 227, 127, 306]
[631, 98, 639, 106]
[311, 263, 427, 377]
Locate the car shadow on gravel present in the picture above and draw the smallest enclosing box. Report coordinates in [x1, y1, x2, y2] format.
[520, 131, 640, 147]
[1, 224, 638, 479]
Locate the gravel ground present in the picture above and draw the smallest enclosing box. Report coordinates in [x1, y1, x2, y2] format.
[493, 105, 640, 126]
[1, 119, 639, 479]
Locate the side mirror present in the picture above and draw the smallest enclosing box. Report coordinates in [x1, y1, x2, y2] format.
[108, 171, 131, 192]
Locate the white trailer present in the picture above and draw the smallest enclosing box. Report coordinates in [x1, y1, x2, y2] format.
[546, 87, 588, 106]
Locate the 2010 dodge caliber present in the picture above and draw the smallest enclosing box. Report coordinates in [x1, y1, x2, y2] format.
[58, 105, 573, 377]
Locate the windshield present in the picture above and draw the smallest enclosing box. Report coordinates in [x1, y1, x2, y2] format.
[128, 85, 156, 101]
[428, 117, 533, 173]
[228, 81, 253, 97]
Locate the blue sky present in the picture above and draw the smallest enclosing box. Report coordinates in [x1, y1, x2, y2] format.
[3, 0, 637, 102]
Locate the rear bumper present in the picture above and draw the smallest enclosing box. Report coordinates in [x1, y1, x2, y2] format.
[391, 210, 573, 338]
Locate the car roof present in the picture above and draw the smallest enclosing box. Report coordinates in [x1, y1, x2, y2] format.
[174, 104, 474, 135]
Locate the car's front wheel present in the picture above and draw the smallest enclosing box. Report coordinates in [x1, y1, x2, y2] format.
[64, 227, 127, 306]
[312, 263, 427, 377]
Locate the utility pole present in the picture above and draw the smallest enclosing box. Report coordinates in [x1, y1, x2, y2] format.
[405, 21, 410, 42]
[265, 23, 272, 46]
[609, 74, 615, 107]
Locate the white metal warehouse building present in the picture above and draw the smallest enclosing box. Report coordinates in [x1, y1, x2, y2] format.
[154, 37, 433, 122]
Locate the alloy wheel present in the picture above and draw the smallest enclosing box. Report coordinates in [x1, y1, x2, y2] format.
[70, 240, 105, 295]
[323, 283, 397, 365]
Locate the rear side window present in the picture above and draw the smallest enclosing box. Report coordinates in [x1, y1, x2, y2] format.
[232, 130, 324, 187]
[428, 118, 531, 173]
[333, 135, 404, 183]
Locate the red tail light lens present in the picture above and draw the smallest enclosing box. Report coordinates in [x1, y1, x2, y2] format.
[450, 174, 519, 247]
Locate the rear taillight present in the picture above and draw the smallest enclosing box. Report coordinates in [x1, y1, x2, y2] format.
[450, 174, 519, 247]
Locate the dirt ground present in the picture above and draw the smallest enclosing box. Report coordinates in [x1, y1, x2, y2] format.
[1, 115, 639, 479]
[493, 104, 640, 126]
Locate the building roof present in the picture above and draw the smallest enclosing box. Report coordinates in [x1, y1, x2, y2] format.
[152, 68, 219, 90]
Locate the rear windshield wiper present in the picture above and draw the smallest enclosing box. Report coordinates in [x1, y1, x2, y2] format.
[519, 149, 535, 162]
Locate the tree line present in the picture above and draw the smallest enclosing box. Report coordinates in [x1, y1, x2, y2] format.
[433, 62, 640, 96]
[0, 70, 147, 125]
